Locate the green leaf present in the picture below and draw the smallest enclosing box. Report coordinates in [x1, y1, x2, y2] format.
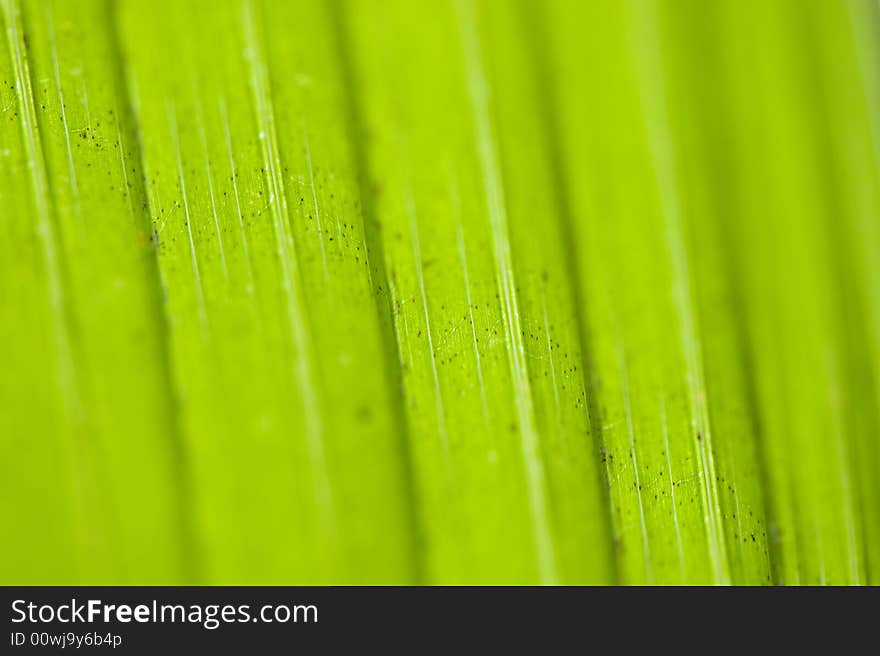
[1, 0, 878, 585]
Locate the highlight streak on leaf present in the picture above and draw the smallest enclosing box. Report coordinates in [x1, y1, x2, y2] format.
[241, 0, 336, 543]
[455, 0, 558, 584]
[405, 178, 453, 474]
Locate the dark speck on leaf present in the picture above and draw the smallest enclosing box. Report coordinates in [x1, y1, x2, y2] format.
[355, 404, 371, 423]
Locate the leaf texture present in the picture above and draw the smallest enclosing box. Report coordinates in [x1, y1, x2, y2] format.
[1, 0, 879, 585]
